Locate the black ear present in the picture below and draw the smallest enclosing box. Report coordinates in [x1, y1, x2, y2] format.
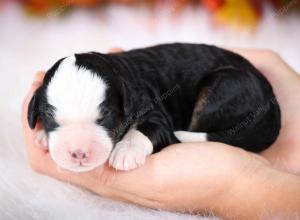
[27, 89, 41, 129]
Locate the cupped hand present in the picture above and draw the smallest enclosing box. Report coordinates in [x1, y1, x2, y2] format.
[21, 48, 300, 218]
[230, 49, 300, 173]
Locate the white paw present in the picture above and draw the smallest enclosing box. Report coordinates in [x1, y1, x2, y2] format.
[109, 129, 153, 171]
[35, 130, 48, 149]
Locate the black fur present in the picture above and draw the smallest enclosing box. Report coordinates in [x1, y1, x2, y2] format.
[28, 43, 281, 153]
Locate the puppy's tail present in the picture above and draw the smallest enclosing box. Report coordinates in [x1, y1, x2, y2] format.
[174, 131, 207, 143]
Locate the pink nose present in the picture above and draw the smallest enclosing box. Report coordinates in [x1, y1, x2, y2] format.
[71, 150, 88, 160]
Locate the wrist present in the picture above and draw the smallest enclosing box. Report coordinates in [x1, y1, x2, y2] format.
[216, 164, 300, 219]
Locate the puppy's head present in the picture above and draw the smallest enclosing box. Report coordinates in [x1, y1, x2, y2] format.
[28, 53, 127, 172]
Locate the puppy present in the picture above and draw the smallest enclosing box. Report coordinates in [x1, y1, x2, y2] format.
[27, 43, 281, 172]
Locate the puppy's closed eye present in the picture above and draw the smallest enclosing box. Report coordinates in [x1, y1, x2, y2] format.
[101, 108, 110, 116]
[96, 118, 104, 124]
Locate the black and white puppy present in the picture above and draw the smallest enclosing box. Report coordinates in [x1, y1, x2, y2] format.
[28, 43, 281, 172]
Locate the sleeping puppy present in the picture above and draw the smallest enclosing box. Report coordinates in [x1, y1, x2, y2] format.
[27, 43, 281, 172]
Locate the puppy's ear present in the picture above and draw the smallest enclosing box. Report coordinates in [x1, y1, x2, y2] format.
[27, 88, 41, 129]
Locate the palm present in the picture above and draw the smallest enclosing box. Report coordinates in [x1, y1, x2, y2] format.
[255, 55, 300, 173]
[260, 82, 300, 173]
[100, 142, 269, 211]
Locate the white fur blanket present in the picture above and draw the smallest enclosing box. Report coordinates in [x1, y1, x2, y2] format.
[0, 2, 299, 220]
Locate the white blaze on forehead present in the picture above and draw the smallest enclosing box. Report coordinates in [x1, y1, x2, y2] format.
[47, 55, 107, 125]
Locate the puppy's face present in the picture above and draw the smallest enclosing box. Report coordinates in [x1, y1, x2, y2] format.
[28, 54, 125, 172]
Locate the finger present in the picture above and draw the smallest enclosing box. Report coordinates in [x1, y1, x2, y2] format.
[227, 48, 299, 80]
[109, 47, 123, 53]
[34, 71, 46, 82]
[22, 71, 46, 120]
[226, 48, 300, 124]
[21, 72, 51, 171]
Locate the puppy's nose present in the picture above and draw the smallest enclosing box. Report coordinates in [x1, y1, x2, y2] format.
[71, 150, 87, 160]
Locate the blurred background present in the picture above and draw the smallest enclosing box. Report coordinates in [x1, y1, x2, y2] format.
[1, 0, 300, 118]
[0, 0, 299, 219]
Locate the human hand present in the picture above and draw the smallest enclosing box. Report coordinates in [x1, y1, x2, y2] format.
[21, 48, 300, 219]
[230, 49, 300, 174]
[22, 83, 272, 217]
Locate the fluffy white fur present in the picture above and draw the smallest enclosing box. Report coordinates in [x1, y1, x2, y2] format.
[109, 129, 153, 170]
[1, 2, 299, 220]
[46, 56, 113, 172]
[47, 56, 107, 125]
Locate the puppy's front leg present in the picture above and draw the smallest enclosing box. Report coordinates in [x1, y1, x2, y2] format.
[109, 110, 178, 171]
[109, 129, 153, 171]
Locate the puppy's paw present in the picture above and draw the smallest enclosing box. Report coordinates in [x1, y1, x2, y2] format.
[35, 130, 48, 149]
[109, 129, 153, 171]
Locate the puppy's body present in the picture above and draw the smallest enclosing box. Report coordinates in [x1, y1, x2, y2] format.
[28, 43, 281, 172]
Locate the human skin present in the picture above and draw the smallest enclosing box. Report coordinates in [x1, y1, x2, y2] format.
[21, 48, 300, 219]
[229, 49, 300, 174]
